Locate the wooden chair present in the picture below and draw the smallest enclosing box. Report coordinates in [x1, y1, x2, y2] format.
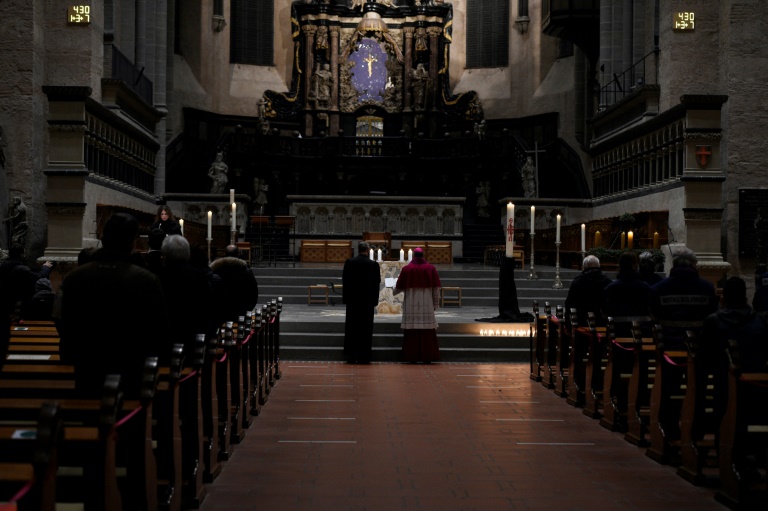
[363, 232, 392, 258]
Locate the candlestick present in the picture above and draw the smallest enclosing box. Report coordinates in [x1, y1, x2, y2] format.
[400, 249, 404, 262]
[207, 211, 212, 239]
[653, 231, 659, 249]
[530, 206, 535, 234]
[408, 249, 413, 262]
[594, 231, 602, 247]
[553, 241, 563, 289]
[231, 203, 237, 231]
[377, 248, 382, 262]
[628, 230, 634, 249]
[527, 232, 539, 280]
[621, 232, 626, 250]
[230, 188, 235, 204]
[555, 214, 561, 244]
[179, 218, 184, 236]
[506, 202, 515, 257]
[580, 224, 586, 253]
[369, 248, 374, 260]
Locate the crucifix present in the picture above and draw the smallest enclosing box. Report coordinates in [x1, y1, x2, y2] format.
[527, 141, 546, 197]
[364, 53, 377, 77]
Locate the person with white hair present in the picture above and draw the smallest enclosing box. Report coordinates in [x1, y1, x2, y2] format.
[564, 254, 612, 327]
[649, 246, 718, 342]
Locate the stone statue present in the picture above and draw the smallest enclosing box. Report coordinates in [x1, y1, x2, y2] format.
[519, 156, 537, 198]
[253, 177, 269, 215]
[474, 119, 486, 141]
[411, 63, 429, 111]
[208, 152, 229, 194]
[475, 181, 490, 219]
[3, 196, 29, 246]
[309, 63, 333, 109]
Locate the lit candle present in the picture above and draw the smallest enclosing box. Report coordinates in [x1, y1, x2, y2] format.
[369, 248, 374, 260]
[555, 214, 561, 244]
[506, 202, 515, 257]
[179, 218, 184, 236]
[580, 224, 586, 252]
[594, 231, 601, 247]
[207, 211, 212, 239]
[621, 232, 626, 250]
[408, 249, 413, 262]
[230, 188, 235, 204]
[628, 230, 634, 249]
[400, 249, 404, 262]
[530, 206, 535, 234]
[231, 203, 236, 231]
[653, 231, 659, 249]
[377, 248, 382, 261]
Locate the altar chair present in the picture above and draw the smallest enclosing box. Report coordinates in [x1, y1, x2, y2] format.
[363, 231, 392, 259]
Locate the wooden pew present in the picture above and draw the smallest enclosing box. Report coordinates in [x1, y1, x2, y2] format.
[646, 325, 689, 465]
[624, 321, 658, 447]
[530, 300, 545, 382]
[201, 335, 222, 483]
[224, 320, 246, 445]
[0, 401, 61, 511]
[540, 303, 558, 390]
[714, 340, 768, 510]
[566, 308, 588, 407]
[178, 335, 207, 508]
[552, 306, 570, 398]
[253, 306, 270, 408]
[237, 313, 255, 432]
[582, 313, 607, 419]
[599, 317, 645, 432]
[215, 323, 234, 462]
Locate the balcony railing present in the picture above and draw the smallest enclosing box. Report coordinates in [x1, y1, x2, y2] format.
[598, 48, 659, 110]
[111, 45, 153, 106]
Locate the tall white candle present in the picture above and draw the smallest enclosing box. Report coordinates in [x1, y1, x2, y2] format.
[400, 249, 404, 262]
[369, 248, 374, 260]
[556, 214, 561, 243]
[530, 206, 535, 234]
[230, 189, 235, 204]
[207, 211, 212, 239]
[581, 224, 586, 252]
[231, 203, 236, 231]
[179, 219, 184, 236]
[377, 248, 382, 261]
[506, 202, 515, 257]
[408, 249, 413, 262]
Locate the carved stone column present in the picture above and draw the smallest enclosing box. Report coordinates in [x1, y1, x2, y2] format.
[330, 25, 340, 135]
[403, 27, 414, 112]
[302, 25, 317, 137]
[427, 26, 442, 112]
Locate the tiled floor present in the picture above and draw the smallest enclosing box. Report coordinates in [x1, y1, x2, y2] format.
[200, 362, 729, 511]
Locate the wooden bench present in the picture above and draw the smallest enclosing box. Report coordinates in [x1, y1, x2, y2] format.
[540, 303, 561, 390]
[552, 307, 570, 398]
[308, 285, 329, 305]
[440, 287, 462, 307]
[582, 313, 608, 419]
[715, 340, 768, 509]
[530, 300, 546, 382]
[299, 240, 353, 263]
[566, 309, 589, 408]
[625, 322, 660, 447]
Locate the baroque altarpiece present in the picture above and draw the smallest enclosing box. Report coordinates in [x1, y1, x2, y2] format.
[262, 0, 481, 139]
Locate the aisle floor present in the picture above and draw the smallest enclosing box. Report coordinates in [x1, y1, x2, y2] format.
[200, 362, 728, 511]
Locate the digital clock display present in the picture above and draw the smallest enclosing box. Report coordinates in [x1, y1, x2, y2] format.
[67, 5, 91, 25]
[673, 12, 694, 31]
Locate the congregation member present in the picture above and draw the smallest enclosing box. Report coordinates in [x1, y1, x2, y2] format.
[649, 246, 718, 342]
[602, 251, 653, 335]
[638, 251, 663, 286]
[210, 244, 259, 326]
[159, 234, 218, 359]
[20, 277, 56, 321]
[55, 213, 170, 398]
[564, 254, 612, 327]
[341, 241, 381, 364]
[151, 205, 182, 236]
[393, 247, 441, 364]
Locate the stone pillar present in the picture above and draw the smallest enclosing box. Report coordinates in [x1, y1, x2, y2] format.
[330, 25, 340, 135]
[42, 86, 92, 263]
[680, 95, 730, 287]
[427, 26, 441, 112]
[302, 25, 317, 137]
[403, 27, 414, 112]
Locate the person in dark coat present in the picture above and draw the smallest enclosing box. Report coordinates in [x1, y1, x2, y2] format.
[342, 241, 381, 364]
[55, 213, 170, 398]
[638, 251, 663, 286]
[159, 235, 218, 358]
[603, 251, 653, 335]
[144, 227, 166, 276]
[20, 277, 56, 321]
[151, 205, 182, 236]
[210, 245, 259, 326]
[564, 255, 612, 327]
[650, 246, 718, 343]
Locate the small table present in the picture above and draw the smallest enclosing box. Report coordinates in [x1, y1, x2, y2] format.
[308, 285, 329, 305]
